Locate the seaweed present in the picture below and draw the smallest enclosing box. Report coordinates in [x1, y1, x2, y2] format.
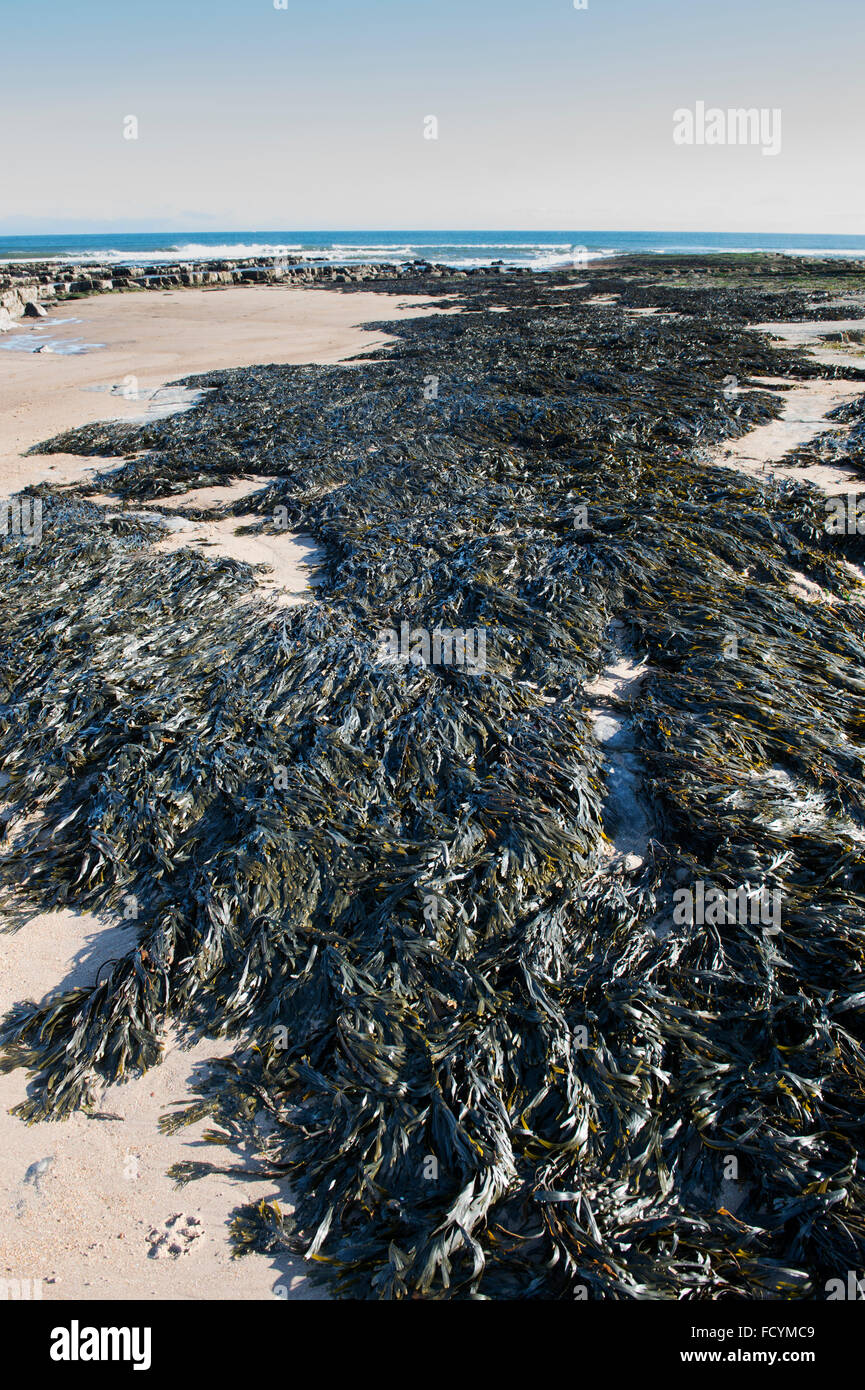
[2, 254, 865, 1299]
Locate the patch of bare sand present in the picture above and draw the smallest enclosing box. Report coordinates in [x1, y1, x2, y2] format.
[585, 634, 653, 872]
[710, 376, 865, 489]
[138, 477, 277, 510]
[0, 909, 316, 1301]
[81, 497, 322, 605]
[154, 517, 323, 607]
[787, 570, 838, 605]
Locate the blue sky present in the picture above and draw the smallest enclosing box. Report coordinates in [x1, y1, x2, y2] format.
[0, 0, 861, 232]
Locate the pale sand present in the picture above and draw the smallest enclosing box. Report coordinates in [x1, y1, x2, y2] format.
[0, 283, 459, 1301]
[0, 910, 316, 1301]
[155, 517, 323, 606]
[79, 480, 326, 604]
[122, 477, 277, 511]
[585, 629, 653, 873]
[710, 375, 865, 489]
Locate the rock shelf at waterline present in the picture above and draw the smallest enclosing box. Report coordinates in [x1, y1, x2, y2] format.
[0, 253, 504, 331]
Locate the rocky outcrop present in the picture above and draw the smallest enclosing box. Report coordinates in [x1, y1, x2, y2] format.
[0, 279, 57, 324]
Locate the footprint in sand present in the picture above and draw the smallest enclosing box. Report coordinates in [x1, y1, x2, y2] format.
[146, 1213, 203, 1260]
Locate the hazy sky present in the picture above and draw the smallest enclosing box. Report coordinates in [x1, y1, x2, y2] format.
[1, 0, 862, 232]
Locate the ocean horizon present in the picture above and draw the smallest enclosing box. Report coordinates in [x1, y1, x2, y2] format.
[2, 228, 865, 270]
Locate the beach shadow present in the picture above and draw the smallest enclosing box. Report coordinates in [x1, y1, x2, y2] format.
[40, 912, 141, 1003]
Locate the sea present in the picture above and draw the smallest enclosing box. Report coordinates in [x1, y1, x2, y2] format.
[1, 230, 864, 270]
